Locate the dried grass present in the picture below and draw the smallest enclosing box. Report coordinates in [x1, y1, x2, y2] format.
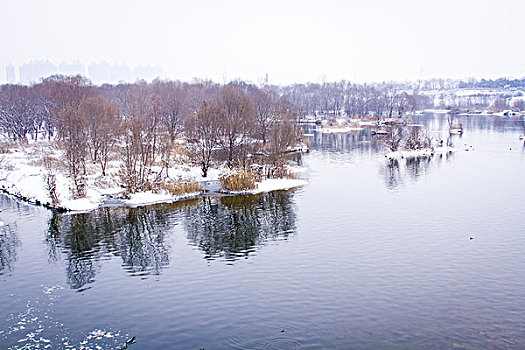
[0, 143, 10, 154]
[161, 178, 202, 195]
[32, 155, 66, 171]
[219, 170, 257, 191]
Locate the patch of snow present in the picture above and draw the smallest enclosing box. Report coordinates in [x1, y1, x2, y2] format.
[288, 165, 308, 174]
[423, 109, 450, 114]
[227, 178, 308, 195]
[359, 121, 378, 126]
[319, 126, 363, 134]
[61, 197, 100, 212]
[433, 146, 456, 154]
[254, 178, 308, 193]
[123, 190, 200, 207]
[386, 146, 455, 159]
[386, 149, 433, 159]
[97, 187, 125, 196]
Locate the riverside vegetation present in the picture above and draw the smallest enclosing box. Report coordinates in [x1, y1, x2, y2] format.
[0, 75, 523, 210]
[0, 76, 306, 209]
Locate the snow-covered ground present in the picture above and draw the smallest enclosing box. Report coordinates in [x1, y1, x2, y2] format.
[0, 142, 308, 212]
[385, 146, 455, 159]
[422, 109, 451, 114]
[226, 178, 309, 195]
[319, 126, 363, 134]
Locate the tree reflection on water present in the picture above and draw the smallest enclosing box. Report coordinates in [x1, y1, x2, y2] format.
[183, 192, 297, 261]
[405, 156, 432, 182]
[0, 224, 20, 276]
[380, 159, 403, 190]
[46, 205, 178, 290]
[114, 207, 171, 276]
[45, 191, 297, 289]
[379, 152, 453, 190]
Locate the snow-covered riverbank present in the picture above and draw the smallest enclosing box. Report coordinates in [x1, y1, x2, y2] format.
[0, 142, 308, 212]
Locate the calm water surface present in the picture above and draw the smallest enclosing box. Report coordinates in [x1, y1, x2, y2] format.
[1, 114, 524, 349]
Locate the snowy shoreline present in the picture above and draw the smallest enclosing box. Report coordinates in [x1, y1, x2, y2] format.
[0, 143, 308, 213]
[0, 175, 308, 213]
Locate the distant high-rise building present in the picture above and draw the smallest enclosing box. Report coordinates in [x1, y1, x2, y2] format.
[6, 60, 165, 85]
[88, 62, 139, 84]
[88, 62, 110, 84]
[59, 61, 85, 76]
[134, 65, 163, 82]
[5, 64, 16, 83]
[109, 63, 133, 83]
[19, 60, 58, 84]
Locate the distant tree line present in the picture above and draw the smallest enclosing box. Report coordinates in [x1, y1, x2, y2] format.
[279, 81, 433, 118]
[458, 77, 525, 89]
[278, 78, 525, 117]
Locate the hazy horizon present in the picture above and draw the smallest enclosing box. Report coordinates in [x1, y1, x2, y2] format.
[2, 0, 524, 85]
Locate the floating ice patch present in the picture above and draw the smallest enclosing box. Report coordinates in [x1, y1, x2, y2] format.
[41, 284, 64, 295]
[2, 284, 129, 350]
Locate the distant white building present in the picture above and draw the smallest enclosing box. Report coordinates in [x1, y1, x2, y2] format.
[5, 64, 16, 83]
[134, 65, 163, 82]
[19, 61, 58, 84]
[59, 61, 86, 76]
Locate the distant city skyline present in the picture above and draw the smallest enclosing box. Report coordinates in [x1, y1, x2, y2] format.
[1, 0, 524, 85]
[3, 60, 164, 85]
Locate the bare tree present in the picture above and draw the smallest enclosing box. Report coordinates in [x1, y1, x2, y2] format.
[380, 125, 404, 152]
[513, 99, 525, 111]
[79, 96, 121, 176]
[40, 75, 93, 197]
[0, 85, 39, 142]
[264, 115, 301, 178]
[57, 105, 88, 198]
[404, 127, 431, 150]
[492, 95, 509, 111]
[185, 101, 223, 177]
[152, 80, 190, 177]
[219, 85, 256, 168]
[252, 88, 278, 145]
[117, 83, 161, 191]
[384, 84, 401, 118]
[153, 80, 189, 142]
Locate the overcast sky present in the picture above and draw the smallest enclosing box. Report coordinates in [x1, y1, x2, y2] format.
[1, 0, 523, 84]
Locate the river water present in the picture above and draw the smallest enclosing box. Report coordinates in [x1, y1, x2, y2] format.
[1, 114, 524, 349]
